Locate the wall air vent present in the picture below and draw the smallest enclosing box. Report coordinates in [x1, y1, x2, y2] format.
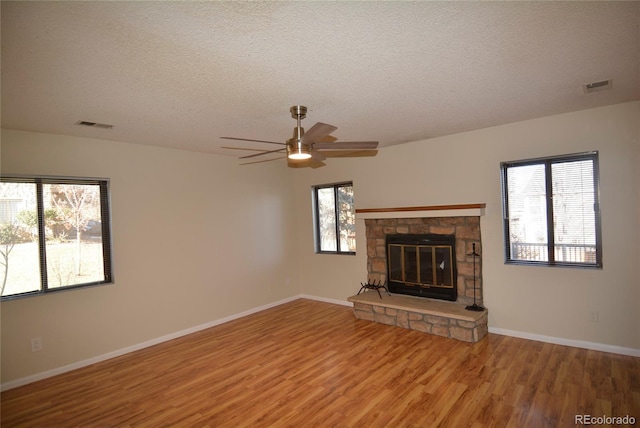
[76, 120, 114, 129]
[583, 79, 612, 94]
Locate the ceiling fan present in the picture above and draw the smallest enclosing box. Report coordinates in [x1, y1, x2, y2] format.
[221, 106, 378, 167]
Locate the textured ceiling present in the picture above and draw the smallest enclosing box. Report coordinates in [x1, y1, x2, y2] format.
[2, 1, 639, 157]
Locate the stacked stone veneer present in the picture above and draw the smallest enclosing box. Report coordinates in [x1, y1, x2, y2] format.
[349, 296, 488, 343]
[365, 216, 482, 306]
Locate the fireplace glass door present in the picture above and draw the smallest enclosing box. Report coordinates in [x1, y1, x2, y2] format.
[388, 244, 454, 288]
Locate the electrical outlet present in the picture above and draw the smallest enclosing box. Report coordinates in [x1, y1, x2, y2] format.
[31, 337, 43, 352]
[589, 310, 599, 322]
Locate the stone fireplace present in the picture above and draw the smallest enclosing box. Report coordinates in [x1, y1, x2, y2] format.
[366, 215, 482, 307]
[348, 204, 488, 342]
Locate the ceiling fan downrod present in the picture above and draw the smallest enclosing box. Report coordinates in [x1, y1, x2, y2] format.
[288, 105, 311, 159]
[290, 105, 306, 140]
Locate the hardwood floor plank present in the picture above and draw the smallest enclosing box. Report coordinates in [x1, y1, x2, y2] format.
[2, 299, 639, 427]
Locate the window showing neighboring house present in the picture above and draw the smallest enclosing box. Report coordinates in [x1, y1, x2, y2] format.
[500, 151, 602, 268]
[312, 182, 356, 254]
[0, 176, 113, 300]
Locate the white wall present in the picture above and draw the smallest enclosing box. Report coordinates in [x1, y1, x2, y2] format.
[293, 102, 640, 350]
[0, 129, 300, 384]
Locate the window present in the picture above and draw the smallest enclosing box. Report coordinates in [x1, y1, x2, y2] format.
[0, 176, 113, 299]
[501, 151, 602, 268]
[312, 182, 356, 254]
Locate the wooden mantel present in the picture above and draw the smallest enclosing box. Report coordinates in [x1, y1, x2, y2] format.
[356, 203, 486, 219]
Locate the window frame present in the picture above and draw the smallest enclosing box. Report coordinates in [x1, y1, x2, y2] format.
[500, 151, 602, 268]
[312, 181, 356, 255]
[0, 175, 114, 300]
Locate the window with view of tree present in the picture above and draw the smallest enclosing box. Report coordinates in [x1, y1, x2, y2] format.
[500, 151, 602, 268]
[313, 182, 356, 254]
[0, 176, 113, 299]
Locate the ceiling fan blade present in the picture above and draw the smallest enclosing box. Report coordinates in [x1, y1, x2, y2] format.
[311, 150, 326, 162]
[318, 135, 337, 143]
[288, 158, 326, 169]
[221, 137, 285, 146]
[241, 156, 286, 165]
[313, 141, 378, 150]
[222, 146, 270, 152]
[240, 148, 286, 159]
[301, 122, 338, 144]
[322, 149, 378, 158]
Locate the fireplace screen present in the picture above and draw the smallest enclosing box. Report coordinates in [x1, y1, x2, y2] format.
[386, 234, 457, 301]
[388, 245, 454, 287]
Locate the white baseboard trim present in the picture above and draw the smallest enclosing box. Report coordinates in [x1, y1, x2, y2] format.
[1, 295, 302, 392]
[300, 294, 351, 307]
[489, 327, 640, 357]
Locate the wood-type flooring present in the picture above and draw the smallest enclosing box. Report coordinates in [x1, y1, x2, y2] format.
[2, 299, 639, 427]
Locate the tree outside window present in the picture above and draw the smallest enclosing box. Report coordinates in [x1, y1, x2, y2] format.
[0, 176, 113, 300]
[313, 182, 356, 254]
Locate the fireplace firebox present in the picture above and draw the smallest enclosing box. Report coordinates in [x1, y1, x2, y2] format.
[386, 234, 457, 301]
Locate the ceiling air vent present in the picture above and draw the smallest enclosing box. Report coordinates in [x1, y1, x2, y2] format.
[76, 120, 114, 129]
[583, 79, 612, 94]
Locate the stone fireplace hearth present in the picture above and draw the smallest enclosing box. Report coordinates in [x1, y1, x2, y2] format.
[347, 204, 488, 342]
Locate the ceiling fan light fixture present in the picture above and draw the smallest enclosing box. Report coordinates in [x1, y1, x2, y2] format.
[287, 138, 312, 160]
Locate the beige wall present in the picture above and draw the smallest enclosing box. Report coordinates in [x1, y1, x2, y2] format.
[1, 101, 638, 385]
[293, 101, 640, 350]
[0, 130, 300, 383]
